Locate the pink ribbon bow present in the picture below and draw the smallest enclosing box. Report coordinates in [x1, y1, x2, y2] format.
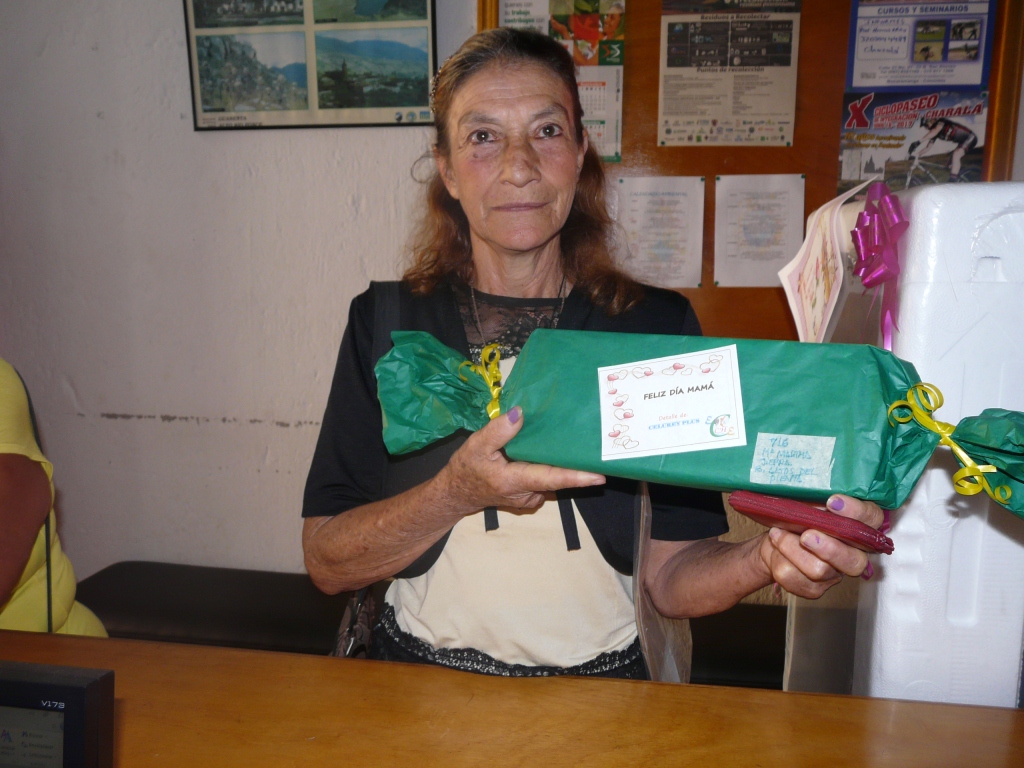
[850, 181, 909, 350]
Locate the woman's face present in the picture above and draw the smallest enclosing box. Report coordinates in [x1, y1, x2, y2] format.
[436, 62, 587, 258]
[604, 12, 623, 38]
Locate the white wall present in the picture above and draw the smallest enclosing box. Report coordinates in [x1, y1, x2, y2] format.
[0, 0, 475, 578]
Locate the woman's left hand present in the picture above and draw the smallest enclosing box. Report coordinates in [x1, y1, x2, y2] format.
[759, 494, 886, 599]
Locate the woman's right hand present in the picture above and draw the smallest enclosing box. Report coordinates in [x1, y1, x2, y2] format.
[437, 406, 605, 514]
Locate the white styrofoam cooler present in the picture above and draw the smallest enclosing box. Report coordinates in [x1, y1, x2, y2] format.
[852, 182, 1024, 707]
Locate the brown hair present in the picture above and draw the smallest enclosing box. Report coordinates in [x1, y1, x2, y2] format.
[402, 27, 642, 315]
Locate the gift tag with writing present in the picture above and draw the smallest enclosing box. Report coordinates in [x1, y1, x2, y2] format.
[598, 344, 746, 461]
[750, 433, 836, 490]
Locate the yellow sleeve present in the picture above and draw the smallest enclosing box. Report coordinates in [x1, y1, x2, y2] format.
[0, 358, 53, 482]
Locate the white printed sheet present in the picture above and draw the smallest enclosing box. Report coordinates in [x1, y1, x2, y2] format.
[615, 175, 705, 288]
[714, 173, 805, 287]
[598, 345, 746, 461]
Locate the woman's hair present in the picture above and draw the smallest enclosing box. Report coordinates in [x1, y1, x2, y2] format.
[402, 27, 642, 315]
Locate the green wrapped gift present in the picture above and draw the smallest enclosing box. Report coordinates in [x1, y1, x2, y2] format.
[376, 329, 1023, 515]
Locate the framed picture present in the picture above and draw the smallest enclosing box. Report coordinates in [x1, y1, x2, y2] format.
[183, 0, 437, 129]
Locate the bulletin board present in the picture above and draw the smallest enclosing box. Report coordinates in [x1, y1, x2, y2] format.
[622, 0, 1024, 340]
[485, 1, 1024, 340]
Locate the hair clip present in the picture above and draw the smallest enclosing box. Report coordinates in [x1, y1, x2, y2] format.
[430, 54, 455, 107]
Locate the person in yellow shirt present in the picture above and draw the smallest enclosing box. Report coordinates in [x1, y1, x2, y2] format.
[0, 357, 105, 636]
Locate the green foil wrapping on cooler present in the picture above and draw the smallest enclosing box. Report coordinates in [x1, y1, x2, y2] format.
[376, 329, 1024, 514]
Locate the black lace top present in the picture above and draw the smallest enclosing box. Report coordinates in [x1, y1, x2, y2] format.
[452, 281, 567, 361]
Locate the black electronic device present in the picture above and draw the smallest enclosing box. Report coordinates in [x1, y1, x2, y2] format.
[0, 660, 113, 768]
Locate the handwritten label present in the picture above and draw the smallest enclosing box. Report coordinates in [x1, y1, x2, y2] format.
[750, 433, 835, 490]
[857, 18, 910, 61]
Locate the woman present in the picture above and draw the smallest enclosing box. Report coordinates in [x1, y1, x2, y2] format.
[302, 29, 881, 678]
[602, 4, 625, 41]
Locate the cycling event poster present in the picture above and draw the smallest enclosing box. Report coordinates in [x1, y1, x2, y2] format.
[838, 0, 995, 194]
[839, 89, 986, 194]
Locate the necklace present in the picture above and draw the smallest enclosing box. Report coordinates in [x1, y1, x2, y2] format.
[469, 274, 568, 347]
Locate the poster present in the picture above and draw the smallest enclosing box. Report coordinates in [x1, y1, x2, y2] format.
[839, 1, 995, 193]
[184, 0, 436, 129]
[615, 176, 705, 289]
[838, 89, 986, 194]
[658, 0, 801, 147]
[501, 0, 625, 162]
[713, 173, 804, 287]
[847, 0, 996, 91]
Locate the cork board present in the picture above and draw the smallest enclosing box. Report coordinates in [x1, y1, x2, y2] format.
[617, 0, 1023, 340]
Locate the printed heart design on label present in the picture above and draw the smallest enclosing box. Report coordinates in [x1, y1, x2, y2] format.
[614, 408, 634, 420]
[622, 437, 639, 449]
[613, 436, 627, 446]
[606, 369, 628, 382]
[613, 423, 629, 434]
[662, 363, 693, 375]
[612, 394, 629, 407]
[608, 429, 621, 438]
[607, 388, 618, 395]
[631, 366, 653, 379]
[700, 354, 723, 374]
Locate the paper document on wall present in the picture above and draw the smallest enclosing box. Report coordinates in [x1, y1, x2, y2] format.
[616, 176, 705, 288]
[658, 1, 801, 147]
[714, 174, 804, 287]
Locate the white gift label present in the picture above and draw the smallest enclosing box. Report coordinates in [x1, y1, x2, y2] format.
[598, 345, 746, 461]
[749, 433, 836, 489]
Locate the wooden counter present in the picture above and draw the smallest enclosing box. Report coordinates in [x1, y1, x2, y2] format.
[2, 630, 1022, 766]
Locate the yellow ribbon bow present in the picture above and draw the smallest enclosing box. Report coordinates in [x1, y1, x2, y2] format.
[888, 383, 1012, 505]
[459, 343, 503, 420]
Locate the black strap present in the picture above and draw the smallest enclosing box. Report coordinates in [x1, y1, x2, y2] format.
[371, 281, 402, 370]
[370, 281, 580, 552]
[13, 367, 53, 633]
[483, 507, 499, 531]
[557, 496, 582, 551]
[371, 280, 400, 504]
[44, 515, 53, 633]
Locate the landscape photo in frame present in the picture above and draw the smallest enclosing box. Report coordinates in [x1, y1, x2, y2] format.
[183, 0, 436, 129]
[313, 0, 428, 24]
